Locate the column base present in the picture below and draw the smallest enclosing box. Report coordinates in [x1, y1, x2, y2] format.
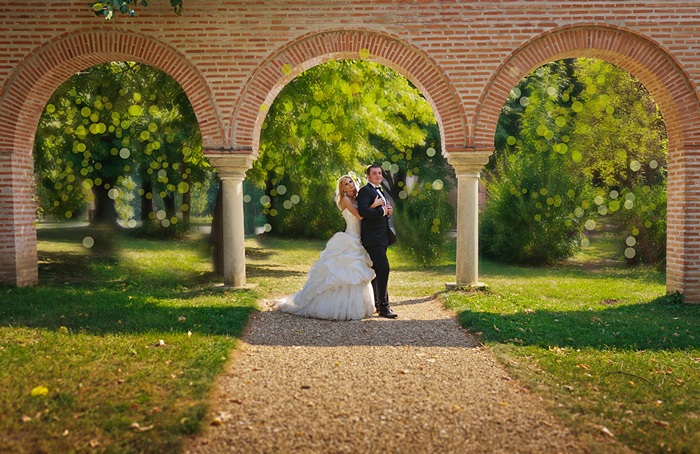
[211, 283, 258, 291]
[445, 282, 488, 292]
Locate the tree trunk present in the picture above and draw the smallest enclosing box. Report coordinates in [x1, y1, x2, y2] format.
[182, 161, 191, 224]
[163, 193, 176, 220]
[91, 184, 119, 228]
[140, 176, 154, 224]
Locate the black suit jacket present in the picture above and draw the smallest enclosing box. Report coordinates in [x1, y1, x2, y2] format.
[357, 183, 391, 247]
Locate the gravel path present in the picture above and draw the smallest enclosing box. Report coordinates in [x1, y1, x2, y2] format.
[185, 295, 588, 453]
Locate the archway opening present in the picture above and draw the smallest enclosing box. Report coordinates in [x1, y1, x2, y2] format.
[243, 59, 456, 270]
[482, 58, 667, 270]
[33, 61, 223, 281]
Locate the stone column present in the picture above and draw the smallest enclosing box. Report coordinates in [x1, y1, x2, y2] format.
[445, 151, 492, 289]
[206, 152, 255, 288]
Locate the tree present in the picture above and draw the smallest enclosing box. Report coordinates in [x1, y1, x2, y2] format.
[34, 62, 205, 234]
[568, 58, 667, 190]
[250, 59, 446, 239]
[485, 58, 668, 265]
[482, 61, 595, 264]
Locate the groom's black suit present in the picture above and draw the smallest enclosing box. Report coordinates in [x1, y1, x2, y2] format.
[357, 182, 392, 313]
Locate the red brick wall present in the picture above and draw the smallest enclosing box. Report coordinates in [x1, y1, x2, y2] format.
[1, 1, 700, 299]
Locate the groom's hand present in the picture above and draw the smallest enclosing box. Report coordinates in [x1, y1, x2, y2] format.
[384, 203, 393, 216]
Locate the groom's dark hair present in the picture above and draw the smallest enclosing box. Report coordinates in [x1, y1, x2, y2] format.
[366, 164, 382, 176]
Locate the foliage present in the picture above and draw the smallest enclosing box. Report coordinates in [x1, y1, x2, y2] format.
[250, 59, 449, 240]
[613, 182, 667, 266]
[91, 0, 182, 19]
[484, 61, 594, 264]
[34, 62, 206, 232]
[569, 59, 667, 189]
[480, 151, 595, 264]
[490, 58, 668, 265]
[394, 185, 454, 266]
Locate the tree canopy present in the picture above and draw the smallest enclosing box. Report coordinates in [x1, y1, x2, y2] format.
[35, 61, 205, 232]
[249, 59, 451, 241]
[484, 58, 667, 265]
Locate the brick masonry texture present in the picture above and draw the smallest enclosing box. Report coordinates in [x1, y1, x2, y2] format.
[0, 1, 699, 299]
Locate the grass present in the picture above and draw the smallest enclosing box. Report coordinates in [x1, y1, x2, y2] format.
[2, 225, 698, 453]
[442, 232, 700, 453]
[1, 226, 258, 453]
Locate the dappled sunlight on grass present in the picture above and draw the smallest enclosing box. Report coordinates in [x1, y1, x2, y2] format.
[443, 240, 699, 452]
[1, 227, 258, 453]
[5, 227, 695, 453]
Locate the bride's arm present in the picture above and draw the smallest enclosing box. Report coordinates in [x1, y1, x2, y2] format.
[339, 195, 363, 220]
[370, 195, 384, 208]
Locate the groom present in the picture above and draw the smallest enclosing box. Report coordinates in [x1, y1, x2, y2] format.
[357, 164, 398, 319]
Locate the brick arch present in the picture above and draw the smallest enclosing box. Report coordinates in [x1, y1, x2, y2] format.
[0, 27, 224, 286]
[230, 28, 467, 155]
[474, 24, 700, 298]
[474, 24, 700, 151]
[0, 27, 225, 155]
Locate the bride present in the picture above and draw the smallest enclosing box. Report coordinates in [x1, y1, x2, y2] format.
[276, 175, 385, 320]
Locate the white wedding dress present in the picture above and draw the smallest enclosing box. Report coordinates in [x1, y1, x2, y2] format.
[276, 208, 376, 320]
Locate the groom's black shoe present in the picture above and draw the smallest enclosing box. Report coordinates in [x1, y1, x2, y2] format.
[378, 306, 398, 319]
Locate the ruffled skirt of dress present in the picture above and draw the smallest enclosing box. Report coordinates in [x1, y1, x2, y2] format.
[276, 232, 375, 320]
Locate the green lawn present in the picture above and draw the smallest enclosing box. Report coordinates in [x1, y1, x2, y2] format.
[1, 226, 697, 453]
[1, 227, 258, 453]
[443, 235, 700, 453]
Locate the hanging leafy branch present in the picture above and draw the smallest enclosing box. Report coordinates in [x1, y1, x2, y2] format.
[91, 1, 183, 20]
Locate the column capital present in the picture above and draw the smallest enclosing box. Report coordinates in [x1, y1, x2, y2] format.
[445, 150, 492, 176]
[205, 152, 255, 180]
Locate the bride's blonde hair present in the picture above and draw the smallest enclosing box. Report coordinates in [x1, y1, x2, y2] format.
[335, 175, 357, 208]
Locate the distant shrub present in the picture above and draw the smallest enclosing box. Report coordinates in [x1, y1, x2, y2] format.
[480, 153, 595, 265]
[394, 187, 454, 266]
[614, 183, 667, 266]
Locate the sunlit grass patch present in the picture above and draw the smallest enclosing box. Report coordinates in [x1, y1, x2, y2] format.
[443, 254, 699, 453]
[1, 228, 258, 453]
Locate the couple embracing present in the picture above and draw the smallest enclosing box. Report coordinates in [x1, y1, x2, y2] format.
[277, 164, 398, 320]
